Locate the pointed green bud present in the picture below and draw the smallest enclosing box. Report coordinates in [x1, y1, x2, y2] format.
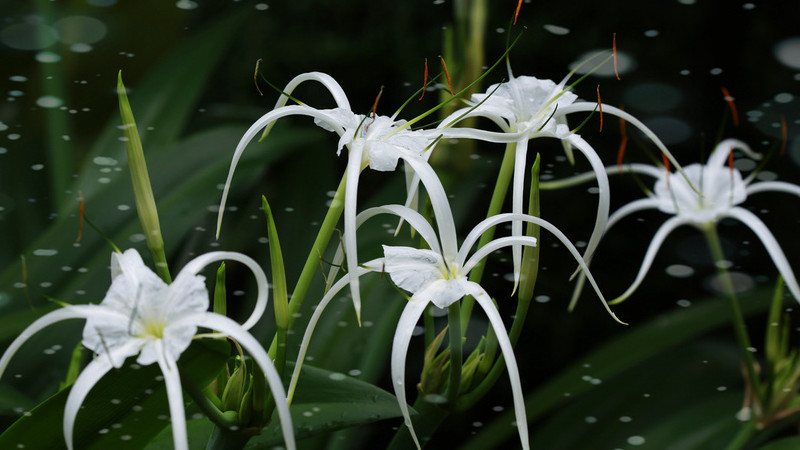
[214, 262, 227, 316]
[263, 196, 289, 333]
[221, 355, 247, 412]
[117, 71, 170, 283]
[418, 326, 450, 395]
[60, 341, 83, 390]
[518, 153, 541, 304]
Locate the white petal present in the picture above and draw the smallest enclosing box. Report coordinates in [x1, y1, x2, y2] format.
[178, 251, 269, 331]
[216, 105, 347, 237]
[186, 313, 297, 450]
[747, 180, 800, 198]
[465, 282, 530, 450]
[288, 262, 380, 403]
[510, 138, 529, 293]
[1, 305, 117, 377]
[343, 140, 367, 324]
[382, 246, 445, 294]
[390, 299, 429, 450]
[155, 339, 189, 450]
[611, 216, 690, 304]
[63, 357, 114, 450]
[707, 138, 759, 168]
[725, 208, 800, 303]
[275, 72, 351, 112]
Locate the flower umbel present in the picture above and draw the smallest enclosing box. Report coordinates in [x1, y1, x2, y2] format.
[0, 249, 296, 450]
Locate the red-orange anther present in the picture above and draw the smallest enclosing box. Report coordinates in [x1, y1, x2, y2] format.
[597, 86, 604, 132]
[662, 152, 671, 189]
[366, 85, 384, 131]
[616, 108, 628, 174]
[440, 56, 454, 96]
[419, 58, 428, 100]
[780, 115, 788, 156]
[721, 87, 739, 127]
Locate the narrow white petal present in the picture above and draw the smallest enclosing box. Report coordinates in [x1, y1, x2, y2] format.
[746, 180, 800, 198]
[725, 208, 800, 303]
[178, 251, 269, 331]
[344, 142, 366, 324]
[274, 72, 351, 112]
[612, 216, 689, 304]
[288, 262, 380, 403]
[466, 283, 530, 450]
[707, 138, 759, 168]
[391, 300, 429, 450]
[216, 105, 345, 237]
[566, 135, 610, 265]
[1, 306, 112, 378]
[401, 155, 458, 262]
[64, 358, 113, 450]
[463, 236, 538, 274]
[510, 138, 529, 292]
[188, 312, 298, 450]
[154, 341, 189, 450]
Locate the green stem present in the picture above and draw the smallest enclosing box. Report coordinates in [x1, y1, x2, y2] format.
[460, 143, 516, 331]
[205, 426, 253, 450]
[180, 373, 237, 430]
[723, 419, 759, 450]
[456, 290, 531, 411]
[703, 225, 764, 401]
[267, 172, 346, 356]
[445, 302, 463, 405]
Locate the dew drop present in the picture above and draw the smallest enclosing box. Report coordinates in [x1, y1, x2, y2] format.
[627, 435, 646, 446]
[32, 249, 58, 256]
[36, 96, 63, 108]
[175, 0, 198, 10]
[543, 24, 569, 35]
[35, 51, 61, 63]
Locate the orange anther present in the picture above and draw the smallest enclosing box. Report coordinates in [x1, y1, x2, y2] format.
[514, 0, 523, 25]
[662, 152, 670, 189]
[366, 85, 384, 131]
[721, 87, 739, 127]
[440, 56, 454, 96]
[613, 33, 621, 81]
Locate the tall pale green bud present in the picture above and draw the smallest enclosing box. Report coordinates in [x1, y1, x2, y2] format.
[117, 71, 170, 283]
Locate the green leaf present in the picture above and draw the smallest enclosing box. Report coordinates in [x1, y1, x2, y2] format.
[0, 339, 228, 450]
[244, 363, 404, 448]
[759, 436, 800, 450]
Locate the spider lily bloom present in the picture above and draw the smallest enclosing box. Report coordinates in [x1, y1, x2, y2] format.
[0, 249, 296, 450]
[435, 64, 688, 292]
[216, 71, 447, 322]
[565, 138, 800, 305]
[289, 203, 623, 450]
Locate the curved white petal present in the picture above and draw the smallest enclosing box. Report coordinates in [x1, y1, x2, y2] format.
[1, 305, 120, 378]
[465, 282, 530, 450]
[178, 251, 269, 331]
[510, 138, 529, 293]
[272, 72, 351, 112]
[63, 356, 115, 450]
[155, 339, 189, 450]
[558, 103, 689, 179]
[325, 205, 440, 293]
[216, 105, 347, 237]
[611, 216, 690, 304]
[746, 180, 800, 197]
[462, 236, 538, 274]
[437, 126, 527, 144]
[343, 140, 367, 324]
[390, 299, 429, 450]
[400, 154, 458, 261]
[288, 262, 380, 403]
[186, 312, 297, 450]
[724, 208, 800, 303]
[566, 134, 610, 266]
[540, 163, 663, 191]
[707, 138, 760, 168]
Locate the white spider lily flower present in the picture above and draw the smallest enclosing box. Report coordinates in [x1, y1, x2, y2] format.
[563, 138, 800, 304]
[216, 71, 446, 323]
[434, 66, 688, 294]
[289, 202, 623, 450]
[0, 249, 296, 450]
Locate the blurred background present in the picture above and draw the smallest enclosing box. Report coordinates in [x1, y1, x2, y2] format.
[1, 1, 799, 448]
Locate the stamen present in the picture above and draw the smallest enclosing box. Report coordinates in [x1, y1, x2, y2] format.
[597, 85, 603, 132]
[440, 56, 454, 96]
[366, 85, 384, 132]
[77, 192, 84, 243]
[780, 114, 787, 156]
[721, 86, 739, 126]
[419, 58, 428, 101]
[514, 0, 523, 25]
[613, 33, 621, 81]
[253, 59, 264, 96]
[662, 152, 671, 190]
[616, 109, 628, 174]
[95, 328, 117, 367]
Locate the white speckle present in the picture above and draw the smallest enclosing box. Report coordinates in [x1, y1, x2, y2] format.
[543, 24, 569, 35]
[35, 51, 61, 63]
[175, 0, 198, 10]
[33, 249, 58, 256]
[255, 3, 269, 10]
[627, 435, 646, 446]
[36, 96, 63, 108]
